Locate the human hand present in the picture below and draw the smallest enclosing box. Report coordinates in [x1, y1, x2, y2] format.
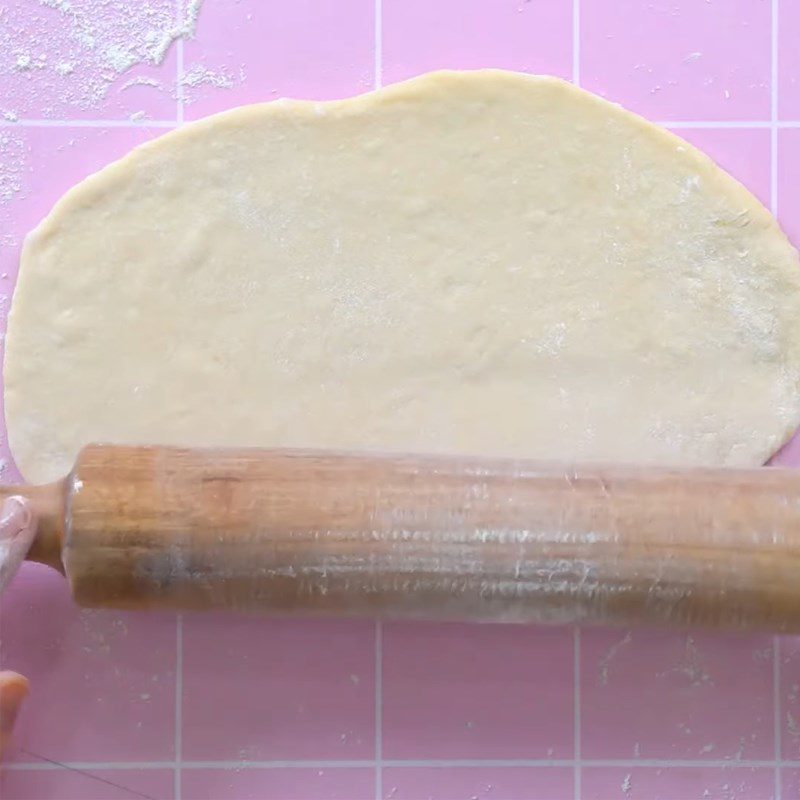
[0, 497, 37, 758]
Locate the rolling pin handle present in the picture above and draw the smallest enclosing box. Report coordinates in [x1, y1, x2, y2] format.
[0, 496, 39, 590]
[15, 480, 68, 575]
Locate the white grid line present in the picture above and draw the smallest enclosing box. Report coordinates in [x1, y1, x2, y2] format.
[8, 757, 799, 771]
[573, 627, 581, 800]
[572, 0, 580, 86]
[771, 2, 781, 797]
[375, 621, 383, 800]
[0, 119, 178, 128]
[3, 119, 800, 130]
[775, 636, 783, 800]
[174, 3, 185, 794]
[174, 613, 184, 800]
[373, 4, 383, 792]
[771, 0, 780, 218]
[572, 3, 582, 791]
[176, 10, 185, 124]
[660, 120, 772, 129]
[374, 0, 382, 91]
[571, 3, 582, 790]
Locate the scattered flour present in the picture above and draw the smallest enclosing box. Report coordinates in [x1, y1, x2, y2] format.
[0, 0, 206, 114]
[55, 61, 75, 76]
[730, 732, 757, 761]
[0, 132, 28, 205]
[178, 62, 246, 104]
[752, 645, 772, 663]
[788, 710, 800, 738]
[105, 43, 138, 74]
[120, 75, 162, 91]
[598, 630, 633, 685]
[150, 0, 203, 64]
[180, 63, 234, 90]
[3, 0, 251, 118]
[658, 635, 713, 687]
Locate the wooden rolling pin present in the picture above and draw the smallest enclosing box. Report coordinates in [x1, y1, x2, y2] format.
[17, 444, 800, 631]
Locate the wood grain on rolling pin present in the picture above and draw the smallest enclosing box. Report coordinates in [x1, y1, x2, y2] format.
[18, 444, 800, 631]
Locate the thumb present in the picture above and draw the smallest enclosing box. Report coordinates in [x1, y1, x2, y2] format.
[0, 497, 36, 593]
[0, 671, 29, 757]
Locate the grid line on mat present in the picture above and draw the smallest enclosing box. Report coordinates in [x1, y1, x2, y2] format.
[174, 614, 183, 800]
[375, 621, 383, 800]
[374, 0, 383, 91]
[771, 0, 780, 217]
[571, 8, 582, 797]
[174, 3, 186, 794]
[8, 757, 800, 771]
[1, 119, 800, 129]
[572, 0, 580, 88]
[374, 4, 384, 796]
[573, 627, 582, 800]
[771, 3, 781, 797]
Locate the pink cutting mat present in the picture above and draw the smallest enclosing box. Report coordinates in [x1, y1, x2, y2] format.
[1, 1, 799, 799]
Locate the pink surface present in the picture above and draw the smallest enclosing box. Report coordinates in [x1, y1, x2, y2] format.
[181, 0, 375, 120]
[2, 564, 176, 764]
[785, 770, 800, 799]
[580, 0, 772, 121]
[780, 130, 800, 251]
[181, 769, 374, 800]
[582, 767, 776, 800]
[779, 1, 800, 119]
[382, 0, 573, 84]
[381, 766, 573, 800]
[182, 615, 375, 761]
[0, 769, 175, 800]
[0, 2, 799, 800]
[781, 637, 800, 761]
[382, 623, 573, 760]
[581, 629, 775, 761]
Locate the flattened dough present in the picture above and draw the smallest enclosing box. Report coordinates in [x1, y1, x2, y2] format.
[7, 70, 800, 483]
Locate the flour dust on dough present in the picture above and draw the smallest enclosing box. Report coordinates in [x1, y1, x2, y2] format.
[6, 70, 800, 483]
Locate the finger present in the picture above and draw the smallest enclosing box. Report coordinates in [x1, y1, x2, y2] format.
[0, 497, 31, 539]
[0, 671, 29, 757]
[0, 497, 37, 593]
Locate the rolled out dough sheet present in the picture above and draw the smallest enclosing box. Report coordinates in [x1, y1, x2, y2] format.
[6, 70, 800, 483]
